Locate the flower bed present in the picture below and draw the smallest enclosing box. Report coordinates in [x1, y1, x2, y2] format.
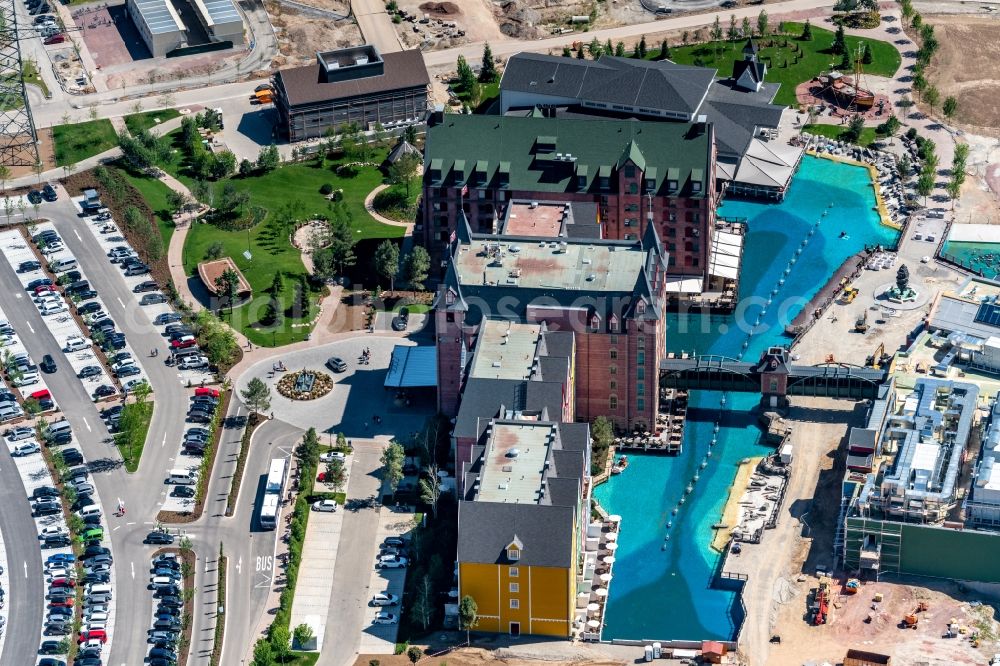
[277, 369, 333, 400]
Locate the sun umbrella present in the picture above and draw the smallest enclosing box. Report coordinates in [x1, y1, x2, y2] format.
[604, 531, 618, 541]
[602, 555, 616, 564]
[587, 603, 600, 612]
[600, 573, 613, 583]
[605, 541, 618, 551]
[587, 619, 601, 628]
[594, 587, 609, 597]
[608, 514, 622, 522]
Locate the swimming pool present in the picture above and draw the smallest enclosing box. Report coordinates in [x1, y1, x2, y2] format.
[593, 155, 899, 641]
[942, 240, 1000, 279]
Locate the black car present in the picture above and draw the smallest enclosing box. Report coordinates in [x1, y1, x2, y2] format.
[153, 585, 180, 599]
[38, 659, 65, 666]
[116, 365, 140, 378]
[63, 270, 82, 283]
[18, 260, 41, 272]
[77, 366, 101, 379]
[144, 531, 174, 545]
[82, 545, 109, 559]
[34, 501, 61, 516]
[154, 312, 182, 325]
[74, 290, 98, 302]
[43, 622, 69, 636]
[157, 595, 182, 607]
[27, 277, 53, 290]
[38, 398, 55, 411]
[32, 485, 59, 499]
[102, 334, 127, 351]
[59, 448, 83, 465]
[40, 354, 56, 373]
[391, 307, 410, 331]
[92, 384, 115, 399]
[46, 431, 72, 446]
[170, 485, 195, 498]
[133, 280, 158, 293]
[186, 411, 211, 424]
[149, 647, 177, 660]
[148, 659, 176, 666]
[77, 302, 102, 315]
[38, 640, 64, 655]
[27, 189, 43, 203]
[41, 184, 57, 201]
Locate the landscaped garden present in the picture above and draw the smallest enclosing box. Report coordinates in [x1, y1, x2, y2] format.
[631, 20, 900, 107]
[52, 119, 117, 166]
[802, 122, 879, 146]
[124, 108, 181, 135]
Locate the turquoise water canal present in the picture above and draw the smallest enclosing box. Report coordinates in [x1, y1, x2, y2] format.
[593, 156, 899, 641]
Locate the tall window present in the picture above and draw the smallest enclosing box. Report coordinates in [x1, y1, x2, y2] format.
[509, 567, 519, 577]
[510, 599, 520, 609]
[637, 352, 645, 365]
[609, 396, 618, 409]
[510, 583, 519, 593]
[609, 365, 617, 375]
[637, 398, 645, 412]
[637, 336, 645, 349]
[637, 382, 645, 396]
[610, 349, 618, 360]
[507, 548, 520, 560]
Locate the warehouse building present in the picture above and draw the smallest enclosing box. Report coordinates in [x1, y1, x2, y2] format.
[127, 0, 186, 57]
[273, 45, 430, 142]
[189, 0, 244, 46]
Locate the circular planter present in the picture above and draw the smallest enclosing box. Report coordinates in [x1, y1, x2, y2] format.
[276, 369, 334, 401]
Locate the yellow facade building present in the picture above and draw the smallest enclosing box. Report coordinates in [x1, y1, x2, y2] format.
[457, 419, 590, 637]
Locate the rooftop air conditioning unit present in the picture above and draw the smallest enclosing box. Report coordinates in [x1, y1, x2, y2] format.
[530, 202, 538, 209]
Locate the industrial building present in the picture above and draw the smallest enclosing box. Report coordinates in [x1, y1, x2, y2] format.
[127, 0, 186, 57]
[967, 394, 1000, 526]
[497, 41, 801, 200]
[189, 0, 244, 46]
[272, 45, 430, 142]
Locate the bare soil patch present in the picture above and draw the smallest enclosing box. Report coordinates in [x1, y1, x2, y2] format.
[419, 1, 459, 16]
[924, 15, 1000, 132]
[393, 0, 503, 48]
[265, 0, 362, 66]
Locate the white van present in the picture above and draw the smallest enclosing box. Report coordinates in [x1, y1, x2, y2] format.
[49, 420, 72, 437]
[49, 258, 78, 273]
[85, 583, 112, 597]
[76, 505, 101, 520]
[167, 468, 196, 485]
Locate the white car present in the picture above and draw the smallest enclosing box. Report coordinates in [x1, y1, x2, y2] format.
[39, 302, 67, 316]
[311, 499, 337, 513]
[12, 372, 38, 387]
[40, 528, 68, 541]
[123, 378, 148, 393]
[5, 426, 34, 442]
[111, 360, 136, 374]
[12, 442, 40, 456]
[373, 611, 398, 625]
[371, 593, 399, 607]
[178, 355, 209, 370]
[33, 292, 59, 304]
[64, 335, 88, 352]
[46, 568, 71, 580]
[320, 451, 346, 463]
[376, 555, 408, 569]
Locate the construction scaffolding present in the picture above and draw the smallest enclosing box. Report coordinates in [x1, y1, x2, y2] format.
[843, 516, 902, 576]
[0, 0, 39, 167]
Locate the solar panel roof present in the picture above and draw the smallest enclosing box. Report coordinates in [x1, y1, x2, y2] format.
[974, 301, 1000, 328]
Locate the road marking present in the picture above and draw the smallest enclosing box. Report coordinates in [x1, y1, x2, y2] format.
[82, 418, 91, 432]
[127, 521, 135, 526]
[117, 297, 125, 308]
[25, 322, 32, 333]
[23, 562, 27, 577]
[113, 525, 120, 531]
[74, 230, 82, 242]
[130, 561, 134, 579]
[161, 433, 167, 448]
[236, 557, 241, 574]
[205, 559, 210, 573]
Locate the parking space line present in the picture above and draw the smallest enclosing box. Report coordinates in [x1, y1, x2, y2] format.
[25, 322, 32, 333]
[83, 418, 91, 432]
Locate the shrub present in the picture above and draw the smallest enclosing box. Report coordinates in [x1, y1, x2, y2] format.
[906, 127, 918, 141]
[319, 183, 334, 195]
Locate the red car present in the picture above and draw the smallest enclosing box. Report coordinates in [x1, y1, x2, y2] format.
[31, 388, 51, 401]
[49, 578, 75, 588]
[78, 630, 106, 644]
[49, 597, 74, 608]
[171, 337, 196, 349]
[34, 285, 56, 294]
[195, 387, 220, 398]
[43, 34, 65, 45]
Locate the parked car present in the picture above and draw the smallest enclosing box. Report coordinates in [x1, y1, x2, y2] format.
[27, 189, 43, 203]
[5, 425, 34, 441]
[63, 335, 88, 352]
[144, 531, 174, 545]
[77, 365, 101, 379]
[140, 293, 167, 305]
[312, 499, 337, 512]
[326, 356, 347, 372]
[371, 592, 399, 607]
[13, 441, 41, 456]
[373, 611, 399, 625]
[42, 184, 57, 200]
[376, 555, 408, 569]
[17, 260, 40, 272]
[154, 312, 182, 325]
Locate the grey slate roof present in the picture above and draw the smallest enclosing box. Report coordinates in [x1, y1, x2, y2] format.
[701, 78, 784, 157]
[501, 52, 716, 116]
[276, 50, 429, 108]
[458, 502, 575, 567]
[732, 59, 767, 90]
[454, 377, 565, 441]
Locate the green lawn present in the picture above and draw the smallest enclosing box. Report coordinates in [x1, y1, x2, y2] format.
[285, 652, 319, 665]
[658, 23, 901, 107]
[116, 167, 176, 247]
[115, 401, 153, 473]
[23, 60, 49, 98]
[174, 149, 403, 347]
[124, 109, 181, 135]
[451, 80, 500, 113]
[52, 119, 117, 166]
[802, 123, 880, 147]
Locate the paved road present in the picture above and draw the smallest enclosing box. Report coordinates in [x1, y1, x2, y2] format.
[318, 442, 385, 666]
[0, 447, 44, 666]
[352, 0, 403, 54]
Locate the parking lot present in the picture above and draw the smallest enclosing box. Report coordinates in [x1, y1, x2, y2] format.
[0, 297, 58, 420]
[359, 507, 412, 654]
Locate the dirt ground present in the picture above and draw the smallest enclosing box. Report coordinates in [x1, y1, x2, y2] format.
[265, 0, 363, 65]
[923, 15, 1000, 133]
[288, 0, 348, 14]
[391, 0, 503, 49]
[767, 576, 999, 665]
[356, 649, 629, 666]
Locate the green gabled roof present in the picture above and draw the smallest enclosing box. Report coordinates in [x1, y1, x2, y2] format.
[617, 139, 646, 172]
[424, 115, 711, 196]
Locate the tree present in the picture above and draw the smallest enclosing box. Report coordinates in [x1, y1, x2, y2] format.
[659, 38, 670, 60]
[459, 595, 479, 644]
[862, 43, 872, 65]
[605, 38, 613, 55]
[710, 15, 724, 53]
[480, 42, 498, 82]
[211, 150, 237, 180]
[419, 463, 441, 516]
[638, 35, 647, 59]
[407, 645, 423, 664]
[269, 624, 291, 664]
[315, 203, 357, 279]
[239, 158, 254, 177]
[325, 458, 347, 491]
[215, 267, 240, 313]
[298, 427, 320, 466]
[946, 177, 961, 203]
[256, 144, 280, 173]
[132, 379, 153, 404]
[403, 246, 431, 291]
[916, 169, 935, 205]
[801, 19, 812, 41]
[742, 16, 752, 39]
[292, 623, 314, 650]
[373, 240, 400, 292]
[456, 54, 476, 92]
[205, 241, 225, 261]
[757, 9, 769, 37]
[898, 154, 912, 182]
[590, 416, 615, 475]
[380, 441, 405, 498]
[587, 37, 602, 59]
[912, 13, 922, 30]
[388, 151, 421, 199]
[576, 43, 586, 59]
[614, 41, 625, 57]
[241, 377, 272, 418]
[252, 638, 274, 666]
[879, 114, 901, 140]
[832, 23, 847, 55]
[269, 272, 284, 297]
[411, 575, 435, 630]
[844, 114, 866, 143]
[0, 165, 9, 192]
[727, 14, 739, 43]
[290, 278, 309, 318]
[924, 85, 940, 109]
[166, 189, 190, 215]
[943, 96, 958, 119]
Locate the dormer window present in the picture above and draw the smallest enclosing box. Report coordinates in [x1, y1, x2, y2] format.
[668, 180, 678, 191]
[692, 181, 702, 193]
[590, 314, 600, 331]
[609, 314, 619, 332]
[445, 289, 456, 305]
[636, 300, 647, 314]
[507, 547, 520, 560]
